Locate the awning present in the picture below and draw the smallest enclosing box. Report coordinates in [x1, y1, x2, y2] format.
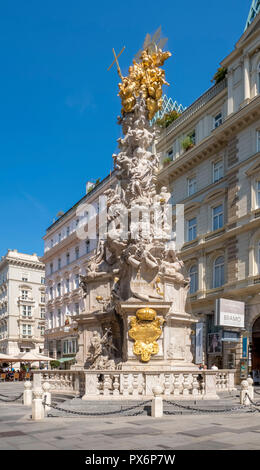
[57, 357, 76, 363]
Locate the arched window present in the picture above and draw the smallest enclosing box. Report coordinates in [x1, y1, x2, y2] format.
[213, 256, 225, 288]
[189, 264, 198, 294]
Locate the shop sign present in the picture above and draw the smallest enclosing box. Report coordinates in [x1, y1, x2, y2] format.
[242, 336, 248, 358]
[222, 331, 240, 342]
[215, 298, 245, 328]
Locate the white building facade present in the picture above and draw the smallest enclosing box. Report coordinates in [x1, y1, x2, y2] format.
[0, 250, 45, 357]
[156, 12, 260, 379]
[42, 176, 116, 365]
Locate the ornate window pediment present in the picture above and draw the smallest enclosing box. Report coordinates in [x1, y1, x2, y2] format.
[204, 188, 226, 204]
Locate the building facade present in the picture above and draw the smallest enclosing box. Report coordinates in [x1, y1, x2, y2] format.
[42, 176, 116, 366]
[0, 250, 45, 357]
[156, 13, 260, 379]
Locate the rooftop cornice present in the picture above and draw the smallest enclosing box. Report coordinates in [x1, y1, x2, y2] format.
[221, 15, 260, 67]
[45, 172, 117, 236]
[157, 94, 260, 182]
[0, 257, 45, 271]
[156, 80, 227, 148]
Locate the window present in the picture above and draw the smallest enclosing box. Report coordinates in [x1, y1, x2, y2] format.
[213, 160, 224, 182]
[189, 130, 196, 145]
[257, 63, 260, 94]
[258, 241, 260, 273]
[66, 253, 70, 265]
[66, 278, 70, 293]
[21, 290, 29, 300]
[22, 305, 32, 317]
[67, 226, 70, 237]
[257, 181, 260, 208]
[63, 339, 77, 355]
[22, 277, 28, 282]
[86, 239, 90, 254]
[57, 283, 61, 297]
[41, 294, 45, 303]
[50, 263, 53, 274]
[212, 204, 224, 231]
[213, 256, 225, 288]
[188, 177, 196, 196]
[40, 326, 45, 336]
[57, 309, 61, 326]
[257, 130, 260, 153]
[187, 218, 197, 242]
[40, 307, 45, 319]
[22, 324, 32, 337]
[75, 247, 79, 260]
[167, 149, 173, 160]
[214, 112, 222, 129]
[41, 277, 45, 285]
[75, 303, 79, 315]
[50, 239, 53, 248]
[58, 233, 61, 243]
[189, 265, 198, 294]
[50, 287, 53, 300]
[75, 219, 79, 227]
[58, 258, 61, 270]
[49, 313, 54, 329]
[75, 274, 80, 289]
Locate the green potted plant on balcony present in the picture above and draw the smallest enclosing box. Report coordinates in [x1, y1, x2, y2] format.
[212, 67, 227, 84]
[156, 110, 181, 128]
[181, 136, 194, 152]
[163, 157, 172, 167]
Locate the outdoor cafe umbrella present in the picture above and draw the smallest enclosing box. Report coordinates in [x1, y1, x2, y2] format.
[18, 351, 55, 362]
[0, 353, 20, 362]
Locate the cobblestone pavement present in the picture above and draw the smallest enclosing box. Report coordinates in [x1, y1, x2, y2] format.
[0, 383, 260, 450]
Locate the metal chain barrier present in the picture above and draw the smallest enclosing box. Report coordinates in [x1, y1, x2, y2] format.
[43, 398, 152, 417]
[164, 399, 255, 414]
[0, 392, 24, 402]
[244, 393, 260, 409]
[254, 388, 260, 396]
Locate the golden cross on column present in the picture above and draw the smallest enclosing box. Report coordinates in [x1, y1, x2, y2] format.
[107, 47, 125, 80]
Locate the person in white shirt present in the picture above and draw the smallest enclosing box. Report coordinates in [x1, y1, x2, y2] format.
[211, 364, 218, 370]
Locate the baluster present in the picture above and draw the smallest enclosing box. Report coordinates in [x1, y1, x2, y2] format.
[173, 374, 181, 396]
[122, 374, 129, 397]
[164, 374, 171, 395]
[113, 374, 120, 396]
[132, 374, 139, 396]
[216, 372, 220, 390]
[138, 374, 144, 396]
[128, 374, 134, 395]
[183, 374, 190, 396]
[103, 374, 111, 396]
[192, 374, 199, 397]
[223, 373, 227, 390]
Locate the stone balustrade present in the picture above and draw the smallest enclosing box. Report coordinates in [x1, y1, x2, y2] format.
[33, 369, 235, 401]
[34, 370, 85, 396]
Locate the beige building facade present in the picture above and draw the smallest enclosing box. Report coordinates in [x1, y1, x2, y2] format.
[42, 176, 116, 366]
[0, 249, 45, 357]
[156, 13, 260, 379]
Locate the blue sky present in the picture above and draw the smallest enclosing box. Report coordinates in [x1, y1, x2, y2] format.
[0, 0, 250, 258]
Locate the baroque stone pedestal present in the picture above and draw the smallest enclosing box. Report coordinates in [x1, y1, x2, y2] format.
[118, 300, 197, 371]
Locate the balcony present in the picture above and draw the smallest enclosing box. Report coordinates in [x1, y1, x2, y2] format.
[158, 79, 227, 140]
